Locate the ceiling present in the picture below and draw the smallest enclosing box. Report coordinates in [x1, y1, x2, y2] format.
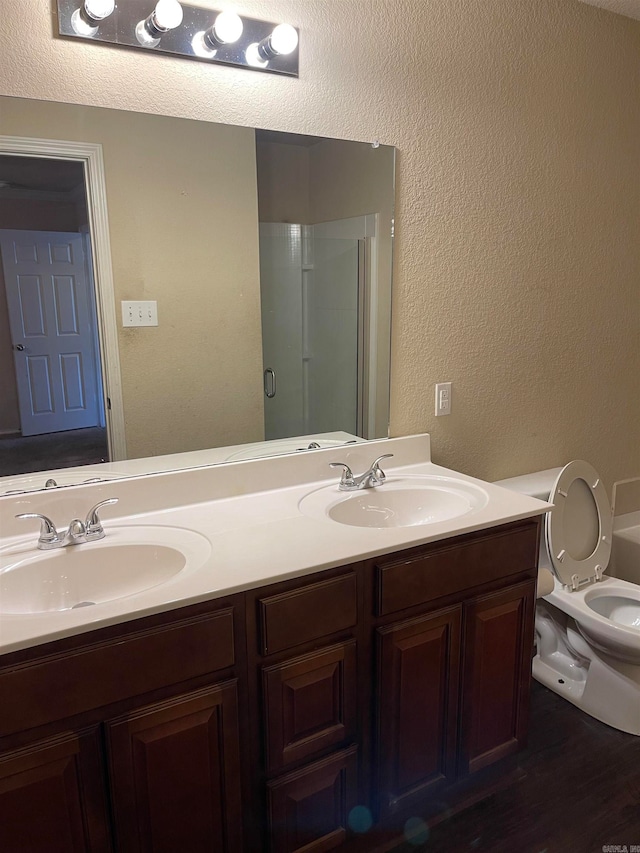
[579, 0, 640, 21]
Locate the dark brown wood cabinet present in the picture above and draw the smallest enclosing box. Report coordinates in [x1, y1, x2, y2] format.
[0, 596, 246, 853]
[458, 581, 536, 775]
[262, 641, 358, 775]
[248, 568, 363, 853]
[0, 518, 540, 853]
[376, 606, 462, 818]
[0, 727, 111, 853]
[106, 682, 243, 853]
[266, 746, 359, 853]
[372, 524, 539, 829]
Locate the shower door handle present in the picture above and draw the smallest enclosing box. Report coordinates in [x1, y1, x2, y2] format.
[264, 368, 276, 398]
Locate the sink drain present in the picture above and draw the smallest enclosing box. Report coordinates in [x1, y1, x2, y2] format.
[72, 601, 96, 609]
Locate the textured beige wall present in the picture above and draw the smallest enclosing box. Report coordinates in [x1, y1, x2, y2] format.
[0, 99, 264, 458]
[1, 0, 638, 489]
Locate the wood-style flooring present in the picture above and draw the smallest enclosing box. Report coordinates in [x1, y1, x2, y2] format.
[391, 681, 640, 853]
[0, 426, 108, 476]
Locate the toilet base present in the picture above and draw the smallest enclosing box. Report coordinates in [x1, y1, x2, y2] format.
[533, 629, 640, 736]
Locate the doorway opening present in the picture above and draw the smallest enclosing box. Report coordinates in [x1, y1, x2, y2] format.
[0, 155, 108, 475]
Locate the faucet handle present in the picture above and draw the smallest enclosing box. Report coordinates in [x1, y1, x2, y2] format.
[15, 512, 60, 545]
[85, 498, 118, 537]
[329, 462, 355, 487]
[370, 454, 394, 482]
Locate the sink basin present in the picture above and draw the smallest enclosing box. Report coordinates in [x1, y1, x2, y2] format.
[299, 476, 489, 529]
[0, 526, 211, 614]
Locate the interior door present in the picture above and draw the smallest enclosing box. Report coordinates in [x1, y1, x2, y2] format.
[0, 230, 101, 436]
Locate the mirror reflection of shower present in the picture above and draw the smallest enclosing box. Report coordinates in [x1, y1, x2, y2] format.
[259, 215, 378, 442]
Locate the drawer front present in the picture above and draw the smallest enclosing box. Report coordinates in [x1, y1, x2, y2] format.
[0, 608, 235, 738]
[259, 573, 357, 656]
[266, 746, 358, 853]
[263, 640, 357, 775]
[376, 521, 539, 617]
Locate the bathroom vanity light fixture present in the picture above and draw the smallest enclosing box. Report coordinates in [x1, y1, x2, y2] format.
[56, 0, 300, 76]
[70, 0, 115, 36]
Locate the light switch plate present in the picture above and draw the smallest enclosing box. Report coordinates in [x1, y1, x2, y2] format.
[121, 300, 158, 327]
[435, 381, 452, 416]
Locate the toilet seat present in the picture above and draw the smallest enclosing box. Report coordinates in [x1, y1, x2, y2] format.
[546, 460, 612, 591]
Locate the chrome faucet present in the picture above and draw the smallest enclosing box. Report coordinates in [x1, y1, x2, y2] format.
[329, 454, 394, 491]
[16, 498, 119, 550]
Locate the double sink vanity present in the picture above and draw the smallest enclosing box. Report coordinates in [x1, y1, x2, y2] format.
[0, 434, 549, 852]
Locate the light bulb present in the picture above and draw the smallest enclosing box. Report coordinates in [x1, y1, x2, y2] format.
[245, 42, 268, 68]
[253, 22, 298, 64]
[269, 23, 298, 56]
[84, 0, 115, 20]
[71, 0, 114, 35]
[136, 0, 183, 47]
[153, 0, 183, 30]
[213, 11, 243, 44]
[194, 11, 243, 57]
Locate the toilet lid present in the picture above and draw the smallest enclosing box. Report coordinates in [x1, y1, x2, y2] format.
[546, 460, 612, 589]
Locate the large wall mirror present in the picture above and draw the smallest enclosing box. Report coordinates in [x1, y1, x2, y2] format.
[0, 96, 395, 493]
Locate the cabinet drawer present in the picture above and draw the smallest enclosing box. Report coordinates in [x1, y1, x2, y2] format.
[258, 573, 357, 655]
[0, 608, 235, 738]
[376, 521, 539, 617]
[266, 745, 358, 853]
[263, 640, 357, 774]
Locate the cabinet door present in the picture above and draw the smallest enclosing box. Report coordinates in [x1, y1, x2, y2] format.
[376, 605, 462, 818]
[106, 681, 243, 853]
[263, 640, 357, 774]
[459, 580, 536, 775]
[267, 745, 358, 853]
[0, 727, 111, 853]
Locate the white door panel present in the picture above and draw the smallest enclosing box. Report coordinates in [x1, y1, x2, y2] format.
[0, 230, 101, 436]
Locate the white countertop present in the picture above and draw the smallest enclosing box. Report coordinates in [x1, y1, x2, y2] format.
[0, 434, 550, 656]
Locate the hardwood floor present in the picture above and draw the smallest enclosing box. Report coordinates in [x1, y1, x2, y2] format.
[0, 426, 108, 476]
[390, 681, 640, 853]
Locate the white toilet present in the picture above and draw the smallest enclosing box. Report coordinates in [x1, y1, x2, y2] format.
[498, 460, 640, 736]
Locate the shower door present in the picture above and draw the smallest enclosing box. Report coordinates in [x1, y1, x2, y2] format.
[259, 219, 364, 442]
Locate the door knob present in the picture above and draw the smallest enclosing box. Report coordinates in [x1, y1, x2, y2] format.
[14, 344, 25, 351]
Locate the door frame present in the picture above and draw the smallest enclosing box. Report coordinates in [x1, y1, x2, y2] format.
[0, 135, 126, 460]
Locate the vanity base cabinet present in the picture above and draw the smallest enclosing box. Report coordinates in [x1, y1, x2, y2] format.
[0, 519, 540, 853]
[0, 727, 111, 853]
[105, 681, 243, 853]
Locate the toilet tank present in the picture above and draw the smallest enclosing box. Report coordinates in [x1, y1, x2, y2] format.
[494, 467, 563, 502]
[494, 467, 564, 572]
